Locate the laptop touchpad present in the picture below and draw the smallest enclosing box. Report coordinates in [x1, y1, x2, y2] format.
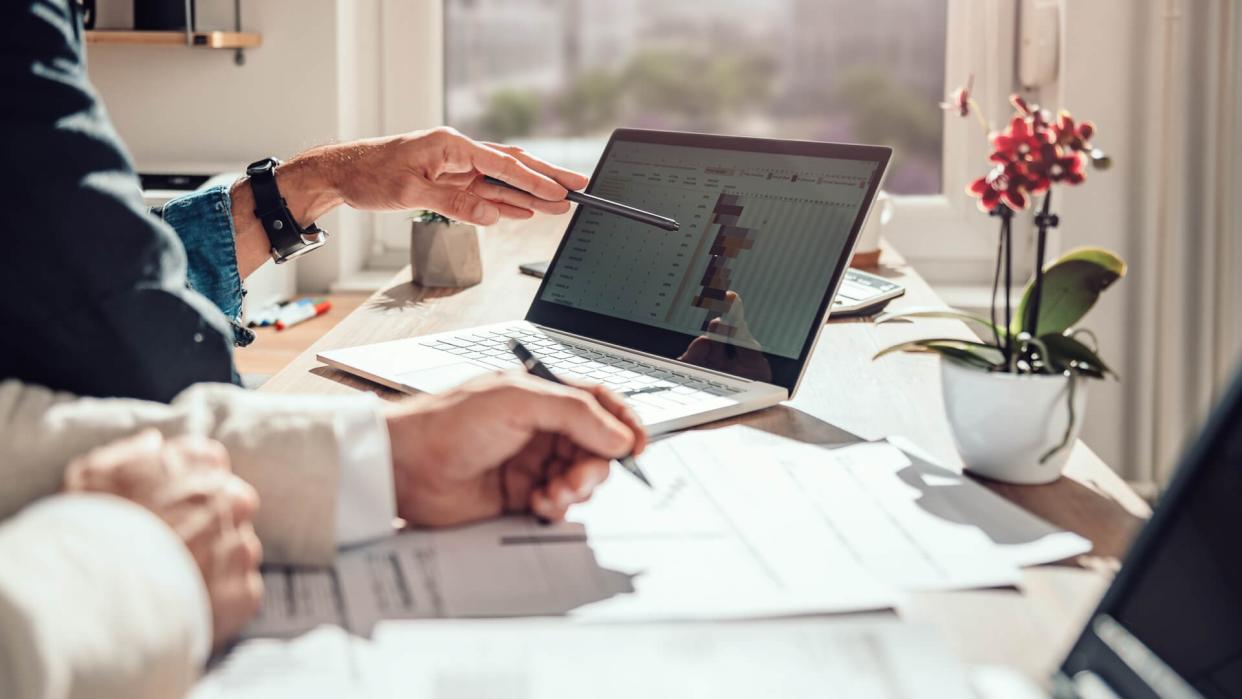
[395, 362, 491, 394]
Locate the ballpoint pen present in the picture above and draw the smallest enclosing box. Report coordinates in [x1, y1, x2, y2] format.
[482, 175, 680, 232]
[506, 338, 653, 488]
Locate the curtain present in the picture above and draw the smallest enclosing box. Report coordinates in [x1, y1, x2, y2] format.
[1130, 0, 1240, 487]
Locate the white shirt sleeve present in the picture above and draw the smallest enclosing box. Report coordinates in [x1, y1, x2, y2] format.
[333, 399, 397, 546]
[0, 494, 210, 699]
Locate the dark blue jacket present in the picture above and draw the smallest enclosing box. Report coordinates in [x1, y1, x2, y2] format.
[0, 0, 239, 402]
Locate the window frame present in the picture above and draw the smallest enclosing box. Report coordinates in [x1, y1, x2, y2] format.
[365, 0, 448, 266]
[365, 0, 1025, 287]
[881, 0, 1030, 286]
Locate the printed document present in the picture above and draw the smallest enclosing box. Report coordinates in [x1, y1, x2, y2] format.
[199, 620, 975, 699]
[244, 426, 1088, 638]
[373, 619, 976, 699]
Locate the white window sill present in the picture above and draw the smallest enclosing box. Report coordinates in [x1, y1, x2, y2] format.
[933, 284, 1010, 317]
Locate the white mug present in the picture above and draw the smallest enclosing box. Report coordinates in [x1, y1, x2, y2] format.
[852, 190, 891, 268]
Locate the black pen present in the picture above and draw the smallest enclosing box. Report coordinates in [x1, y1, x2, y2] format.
[506, 338, 653, 488]
[482, 175, 679, 232]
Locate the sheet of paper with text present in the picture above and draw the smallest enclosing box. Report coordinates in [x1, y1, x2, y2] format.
[242, 426, 1087, 639]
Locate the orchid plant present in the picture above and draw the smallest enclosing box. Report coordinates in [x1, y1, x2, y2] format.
[875, 80, 1126, 460]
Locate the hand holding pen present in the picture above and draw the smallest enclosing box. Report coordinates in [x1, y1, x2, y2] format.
[508, 339, 653, 488]
[383, 369, 648, 527]
[483, 176, 680, 231]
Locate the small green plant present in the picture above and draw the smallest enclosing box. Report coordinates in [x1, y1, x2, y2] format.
[414, 210, 453, 225]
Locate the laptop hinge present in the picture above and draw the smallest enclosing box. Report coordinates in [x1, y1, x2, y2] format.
[533, 324, 775, 390]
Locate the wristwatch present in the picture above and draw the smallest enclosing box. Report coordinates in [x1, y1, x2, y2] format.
[246, 157, 329, 264]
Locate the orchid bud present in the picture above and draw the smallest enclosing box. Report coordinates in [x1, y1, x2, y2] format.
[1010, 94, 1032, 115]
[1089, 148, 1111, 170]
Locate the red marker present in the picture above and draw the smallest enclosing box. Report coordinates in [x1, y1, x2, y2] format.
[275, 300, 331, 331]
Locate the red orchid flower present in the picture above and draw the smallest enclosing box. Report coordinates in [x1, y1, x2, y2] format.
[954, 85, 1109, 212]
[1022, 143, 1085, 189]
[1047, 151, 1086, 185]
[967, 161, 1033, 212]
[990, 116, 1050, 164]
[1023, 143, 1060, 192]
[1053, 111, 1095, 151]
[1052, 112, 1110, 169]
[967, 173, 1001, 211]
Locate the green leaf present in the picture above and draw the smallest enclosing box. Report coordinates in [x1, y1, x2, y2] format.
[873, 338, 1004, 369]
[1013, 247, 1126, 336]
[1039, 331, 1117, 379]
[876, 307, 1007, 338]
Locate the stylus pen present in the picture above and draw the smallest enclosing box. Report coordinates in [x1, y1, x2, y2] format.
[506, 338, 653, 489]
[482, 176, 680, 232]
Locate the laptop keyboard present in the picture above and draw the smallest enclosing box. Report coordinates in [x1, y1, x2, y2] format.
[420, 328, 740, 413]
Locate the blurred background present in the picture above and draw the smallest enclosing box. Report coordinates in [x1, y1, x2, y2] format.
[444, 0, 945, 194]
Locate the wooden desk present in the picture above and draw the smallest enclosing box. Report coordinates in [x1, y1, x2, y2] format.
[259, 213, 1150, 682]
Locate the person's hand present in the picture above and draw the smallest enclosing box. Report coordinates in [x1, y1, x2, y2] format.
[303, 127, 589, 226]
[678, 290, 773, 382]
[62, 429, 263, 650]
[385, 372, 647, 527]
[231, 127, 587, 277]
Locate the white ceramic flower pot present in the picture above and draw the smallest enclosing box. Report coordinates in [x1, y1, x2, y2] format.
[940, 358, 1087, 484]
[411, 221, 483, 288]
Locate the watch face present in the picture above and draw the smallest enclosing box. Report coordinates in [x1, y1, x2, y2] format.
[247, 157, 280, 176]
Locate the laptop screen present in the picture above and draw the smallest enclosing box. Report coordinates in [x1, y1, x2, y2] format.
[527, 130, 890, 392]
[1059, 372, 1242, 698]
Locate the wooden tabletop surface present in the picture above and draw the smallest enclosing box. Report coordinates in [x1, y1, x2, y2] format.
[258, 211, 1151, 683]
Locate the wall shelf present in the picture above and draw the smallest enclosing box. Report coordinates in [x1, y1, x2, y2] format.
[85, 30, 261, 50]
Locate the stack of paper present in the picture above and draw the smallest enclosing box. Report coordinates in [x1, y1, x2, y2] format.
[198, 620, 978, 699]
[883, 434, 1093, 568]
[191, 626, 382, 699]
[373, 619, 976, 699]
[243, 426, 1090, 638]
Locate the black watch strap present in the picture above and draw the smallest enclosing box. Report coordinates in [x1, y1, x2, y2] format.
[246, 157, 328, 264]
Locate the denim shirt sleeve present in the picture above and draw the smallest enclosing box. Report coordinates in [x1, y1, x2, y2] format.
[157, 186, 256, 347]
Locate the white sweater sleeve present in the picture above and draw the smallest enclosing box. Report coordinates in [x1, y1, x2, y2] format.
[0, 379, 388, 566]
[333, 399, 396, 546]
[0, 494, 211, 699]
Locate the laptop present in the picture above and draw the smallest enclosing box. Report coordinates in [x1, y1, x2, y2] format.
[1051, 364, 1242, 698]
[318, 129, 891, 434]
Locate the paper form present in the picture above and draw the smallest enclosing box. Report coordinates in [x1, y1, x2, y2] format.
[884, 435, 1092, 567]
[204, 620, 975, 699]
[242, 425, 1090, 640]
[700, 429, 1022, 591]
[192, 626, 382, 699]
[335, 518, 643, 631]
[372, 619, 976, 699]
[243, 567, 346, 638]
[334, 471, 900, 634]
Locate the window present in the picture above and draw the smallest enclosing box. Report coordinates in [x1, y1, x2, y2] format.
[445, 0, 947, 195]
[365, 0, 1016, 290]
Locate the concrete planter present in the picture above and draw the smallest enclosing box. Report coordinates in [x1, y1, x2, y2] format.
[410, 221, 482, 288]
